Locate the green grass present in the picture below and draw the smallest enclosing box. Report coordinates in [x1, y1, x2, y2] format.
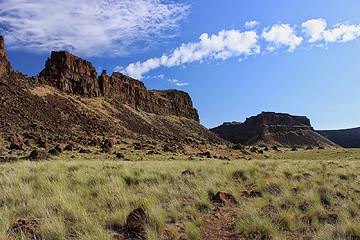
[1, 148, 360, 239]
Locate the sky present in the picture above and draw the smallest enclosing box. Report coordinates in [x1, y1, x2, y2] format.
[1, 0, 360, 130]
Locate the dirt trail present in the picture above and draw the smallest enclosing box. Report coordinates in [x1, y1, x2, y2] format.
[201, 205, 242, 240]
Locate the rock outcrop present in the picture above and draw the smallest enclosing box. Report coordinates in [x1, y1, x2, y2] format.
[211, 112, 337, 148]
[39, 51, 101, 97]
[318, 127, 360, 148]
[0, 36, 11, 78]
[38, 51, 199, 121]
[0, 36, 219, 146]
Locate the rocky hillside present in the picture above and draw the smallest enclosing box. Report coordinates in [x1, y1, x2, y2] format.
[211, 112, 337, 148]
[318, 127, 360, 148]
[0, 36, 221, 149]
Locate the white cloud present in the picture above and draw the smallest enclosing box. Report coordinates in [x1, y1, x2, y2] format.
[302, 19, 327, 43]
[302, 18, 360, 43]
[245, 20, 260, 29]
[0, 0, 190, 56]
[143, 74, 165, 80]
[262, 24, 303, 52]
[175, 82, 189, 86]
[168, 79, 178, 83]
[114, 18, 360, 80]
[323, 24, 360, 42]
[122, 29, 260, 78]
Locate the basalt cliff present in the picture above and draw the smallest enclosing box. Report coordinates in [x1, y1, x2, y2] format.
[211, 112, 338, 148]
[318, 127, 360, 148]
[0, 36, 220, 149]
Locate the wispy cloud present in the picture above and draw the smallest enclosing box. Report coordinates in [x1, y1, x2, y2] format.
[175, 82, 189, 86]
[0, 0, 190, 56]
[245, 20, 260, 29]
[118, 18, 360, 79]
[143, 74, 165, 80]
[167, 78, 189, 87]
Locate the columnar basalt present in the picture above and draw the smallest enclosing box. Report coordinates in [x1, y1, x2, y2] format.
[39, 51, 101, 97]
[38, 51, 200, 121]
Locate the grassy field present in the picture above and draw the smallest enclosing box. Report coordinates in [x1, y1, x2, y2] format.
[1, 148, 360, 240]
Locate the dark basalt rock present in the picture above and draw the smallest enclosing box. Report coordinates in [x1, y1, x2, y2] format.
[318, 127, 360, 148]
[38, 50, 199, 121]
[0, 36, 11, 78]
[211, 112, 338, 148]
[39, 51, 101, 97]
[0, 36, 222, 146]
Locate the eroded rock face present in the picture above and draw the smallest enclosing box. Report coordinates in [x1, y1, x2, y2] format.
[0, 36, 11, 78]
[98, 71, 199, 120]
[0, 37, 221, 146]
[211, 112, 337, 148]
[39, 51, 100, 97]
[39, 51, 199, 121]
[318, 127, 360, 148]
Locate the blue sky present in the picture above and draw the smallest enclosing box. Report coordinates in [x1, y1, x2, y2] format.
[1, 0, 360, 130]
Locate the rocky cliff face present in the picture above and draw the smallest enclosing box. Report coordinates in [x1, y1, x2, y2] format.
[318, 127, 360, 148]
[39, 51, 101, 97]
[0, 36, 217, 147]
[0, 36, 11, 78]
[211, 112, 337, 147]
[38, 51, 199, 121]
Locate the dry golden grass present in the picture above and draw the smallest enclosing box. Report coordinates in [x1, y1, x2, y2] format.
[1, 148, 360, 239]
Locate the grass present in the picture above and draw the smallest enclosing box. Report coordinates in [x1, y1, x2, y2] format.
[1, 148, 360, 239]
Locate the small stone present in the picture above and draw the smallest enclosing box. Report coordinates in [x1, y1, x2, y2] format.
[181, 169, 195, 176]
[210, 192, 237, 205]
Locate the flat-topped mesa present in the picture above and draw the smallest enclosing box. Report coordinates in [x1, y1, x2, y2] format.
[0, 36, 12, 78]
[39, 51, 101, 97]
[211, 112, 337, 147]
[248, 112, 312, 131]
[39, 51, 199, 121]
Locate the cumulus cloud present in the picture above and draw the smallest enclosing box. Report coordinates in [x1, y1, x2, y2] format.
[302, 18, 360, 43]
[302, 19, 327, 43]
[245, 20, 260, 29]
[122, 29, 260, 78]
[262, 24, 303, 52]
[118, 18, 360, 79]
[0, 0, 190, 56]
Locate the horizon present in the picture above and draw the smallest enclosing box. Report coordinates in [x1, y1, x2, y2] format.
[1, 0, 360, 130]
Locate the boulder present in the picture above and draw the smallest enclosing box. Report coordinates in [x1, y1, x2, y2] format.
[115, 152, 125, 159]
[101, 138, 114, 153]
[29, 149, 47, 160]
[48, 144, 63, 156]
[64, 143, 75, 151]
[8, 134, 26, 151]
[37, 137, 49, 150]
